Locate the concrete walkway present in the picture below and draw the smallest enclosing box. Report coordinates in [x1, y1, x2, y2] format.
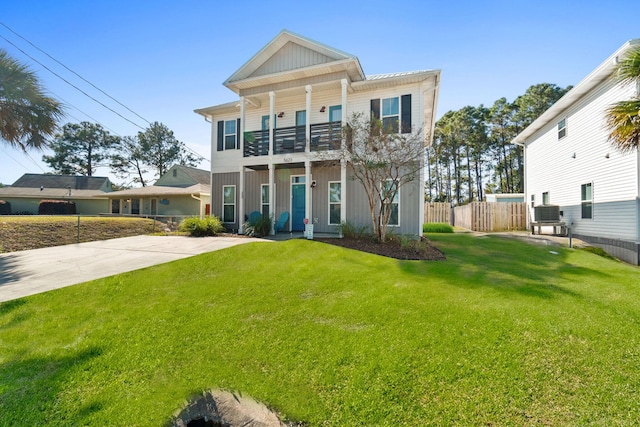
[0, 235, 268, 303]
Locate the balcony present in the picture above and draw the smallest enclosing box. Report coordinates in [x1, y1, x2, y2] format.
[243, 121, 343, 157]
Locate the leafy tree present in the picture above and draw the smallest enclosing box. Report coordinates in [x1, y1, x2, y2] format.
[340, 112, 426, 242]
[606, 44, 640, 152]
[111, 136, 149, 186]
[43, 122, 120, 176]
[137, 122, 199, 179]
[0, 49, 64, 151]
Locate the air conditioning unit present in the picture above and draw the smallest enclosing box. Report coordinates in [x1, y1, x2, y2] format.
[534, 205, 560, 222]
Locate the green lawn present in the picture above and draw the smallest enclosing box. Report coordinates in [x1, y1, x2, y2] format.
[1, 234, 639, 426]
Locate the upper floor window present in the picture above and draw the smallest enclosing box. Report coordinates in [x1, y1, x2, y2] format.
[225, 120, 237, 150]
[217, 119, 240, 151]
[382, 97, 399, 133]
[371, 95, 412, 134]
[558, 118, 567, 139]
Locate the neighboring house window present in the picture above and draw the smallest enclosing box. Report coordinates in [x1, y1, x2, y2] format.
[261, 184, 270, 218]
[581, 183, 593, 219]
[223, 185, 236, 223]
[542, 192, 549, 205]
[328, 181, 341, 225]
[382, 179, 399, 226]
[111, 199, 120, 214]
[530, 194, 535, 208]
[558, 118, 567, 139]
[225, 120, 237, 150]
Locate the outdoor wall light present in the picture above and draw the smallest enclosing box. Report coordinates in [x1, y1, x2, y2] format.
[319, 106, 326, 112]
[277, 112, 284, 118]
[571, 153, 576, 159]
[605, 153, 610, 159]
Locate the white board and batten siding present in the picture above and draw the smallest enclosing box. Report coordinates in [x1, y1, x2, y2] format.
[525, 76, 639, 242]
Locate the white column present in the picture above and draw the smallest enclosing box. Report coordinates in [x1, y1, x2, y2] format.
[341, 79, 348, 150]
[341, 159, 347, 225]
[209, 115, 215, 218]
[305, 85, 312, 153]
[269, 91, 275, 156]
[305, 159, 311, 227]
[238, 165, 245, 234]
[269, 163, 275, 235]
[240, 96, 246, 155]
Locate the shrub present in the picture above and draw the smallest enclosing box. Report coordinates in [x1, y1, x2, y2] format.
[423, 222, 454, 233]
[0, 200, 10, 215]
[179, 216, 224, 237]
[338, 221, 369, 239]
[244, 214, 273, 237]
[38, 199, 76, 215]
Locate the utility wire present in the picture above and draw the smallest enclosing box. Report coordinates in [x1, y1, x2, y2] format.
[0, 26, 209, 163]
[0, 21, 152, 126]
[0, 35, 147, 131]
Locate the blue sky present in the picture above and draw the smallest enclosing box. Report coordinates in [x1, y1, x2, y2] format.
[1, 0, 637, 185]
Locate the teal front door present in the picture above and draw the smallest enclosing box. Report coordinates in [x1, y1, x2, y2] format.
[291, 176, 306, 232]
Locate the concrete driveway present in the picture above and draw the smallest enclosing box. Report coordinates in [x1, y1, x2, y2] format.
[0, 235, 268, 303]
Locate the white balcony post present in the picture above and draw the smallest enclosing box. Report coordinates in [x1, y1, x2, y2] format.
[269, 91, 275, 156]
[341, 79, 348, 125]
[305, 85, 312, 153]
[239, 96, 246, 155]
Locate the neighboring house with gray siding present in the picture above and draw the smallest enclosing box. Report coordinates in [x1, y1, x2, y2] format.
[195, 30, 440, 236]
[0, 174, 112, 214]
[513, 39, 640, 264]
[105, 165, 210, 217]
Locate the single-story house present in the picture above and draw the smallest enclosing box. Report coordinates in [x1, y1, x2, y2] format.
[0, 174, 112, 214]
[513, 38, 640, 264]
[105, 165, 210, 217]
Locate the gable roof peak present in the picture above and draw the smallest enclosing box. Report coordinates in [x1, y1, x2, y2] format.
[223, 29, 365, 92]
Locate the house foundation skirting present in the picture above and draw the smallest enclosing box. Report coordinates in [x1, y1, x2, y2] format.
[573, 234, 640, 265]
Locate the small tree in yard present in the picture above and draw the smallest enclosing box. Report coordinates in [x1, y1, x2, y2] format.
[339, 112, 426, 242]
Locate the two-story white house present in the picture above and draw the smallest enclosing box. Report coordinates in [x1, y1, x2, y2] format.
[195, 30, 440, 237]
[513, 39, 640, 264]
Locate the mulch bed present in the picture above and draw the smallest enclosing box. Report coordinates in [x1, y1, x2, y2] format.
[314, 236, 446, 261]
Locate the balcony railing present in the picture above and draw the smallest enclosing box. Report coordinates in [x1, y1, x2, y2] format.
[243, 121, 343, 157]
[310, 121, 342, 151]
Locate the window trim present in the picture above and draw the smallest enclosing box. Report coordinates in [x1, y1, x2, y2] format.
[382, 179, 400, 227]
[328, 181, 341, 225]
[558, 118, 567, 140]
[581, 182, 593, 219]
[261, 183, 270, 218]
[222, 185, 236, 223]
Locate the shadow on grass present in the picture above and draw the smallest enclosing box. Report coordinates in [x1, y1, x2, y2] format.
[0, 347, 104, 425]
[398, 234, 612, 299]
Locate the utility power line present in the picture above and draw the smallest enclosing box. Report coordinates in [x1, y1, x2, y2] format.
[0, 34, 147, 131]
[0, 24, 209, 163]
[0, 21, 152, 126]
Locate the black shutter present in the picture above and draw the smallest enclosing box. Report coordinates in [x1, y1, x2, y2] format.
[217, 121, 224, 151]
[401, 94, 412, 133]
[370, 99, 380, 121]
[236, 118, 241, 149]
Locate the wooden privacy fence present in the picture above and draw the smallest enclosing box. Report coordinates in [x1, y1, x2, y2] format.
[452, 202, 526, 232]
[424, 202, 451, 224]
